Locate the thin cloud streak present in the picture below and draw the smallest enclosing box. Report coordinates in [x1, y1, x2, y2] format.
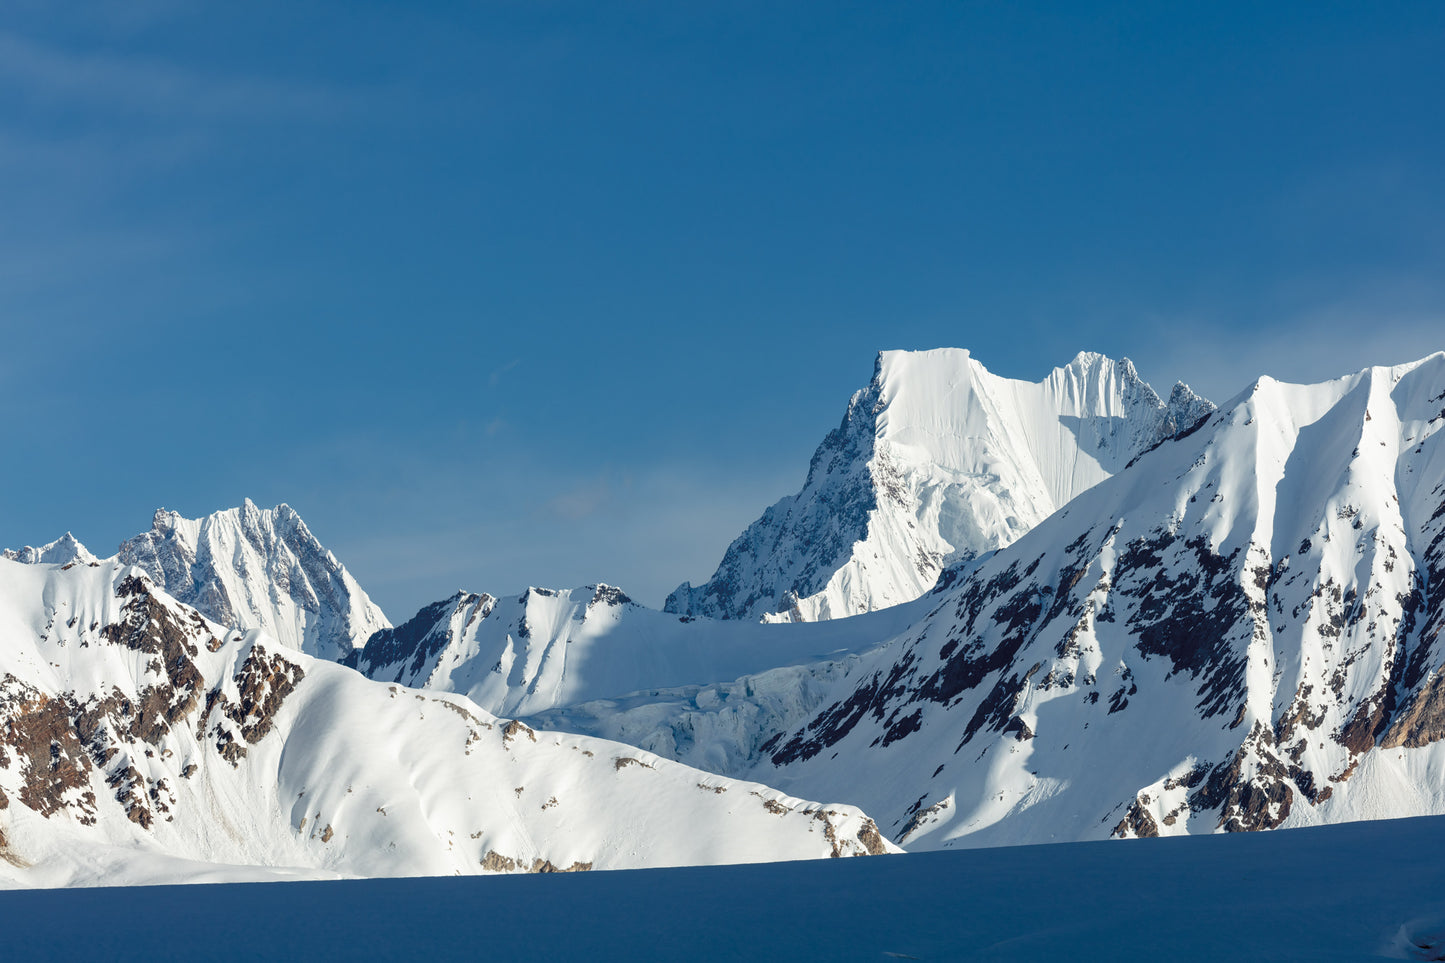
[1136, 286, 1445, 405]
[333, 462, 798, 620]
[0, 30, 361, 120]
[543, 476, 614, 521]
[488, 359, 522, 389]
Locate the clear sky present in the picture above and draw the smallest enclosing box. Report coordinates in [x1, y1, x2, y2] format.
[2, 1, 1442, 620]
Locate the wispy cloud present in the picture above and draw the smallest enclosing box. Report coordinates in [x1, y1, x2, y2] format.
[1135, 278, 1445, 404]
[0, 30, 360, 120]
[488, 359, 522, 389]
[323, 458, 799, 618]
[543, 475, 615, 521]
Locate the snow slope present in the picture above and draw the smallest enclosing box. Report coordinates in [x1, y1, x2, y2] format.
[0, 559, 894, 888]
[751, 353, 1445, 851]
[667, 348, 1212, 622]
[5, 814, 1445, 961]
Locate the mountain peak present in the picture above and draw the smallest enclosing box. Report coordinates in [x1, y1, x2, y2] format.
[668, 347, 1211, 622]
[2, 531, 98, 567]
[761, 351, 1445, 850]
[1063, 349, 1118, 373]
[118, 502, 388, 660]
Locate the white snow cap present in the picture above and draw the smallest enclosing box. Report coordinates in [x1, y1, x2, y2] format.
[2, 532, 98, 566]
[668, 347, 1214, 622]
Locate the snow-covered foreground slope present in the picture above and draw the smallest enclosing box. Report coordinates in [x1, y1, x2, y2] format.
[5, 815, 1445, 961]
[750, 353, 1445, 851]
[0, 559, 893, 888]
[667, 348, 1212, 622]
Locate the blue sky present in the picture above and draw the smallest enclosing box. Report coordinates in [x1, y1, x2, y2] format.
[2, 1, 1442, 619]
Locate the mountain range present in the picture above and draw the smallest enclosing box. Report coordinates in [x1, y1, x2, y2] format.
[4, 345, 1444, 888]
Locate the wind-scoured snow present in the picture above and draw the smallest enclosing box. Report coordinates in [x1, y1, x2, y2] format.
[667, 348, 1212, 622]
[0, 559, 894, 888]
[751, 353, 1445, 851]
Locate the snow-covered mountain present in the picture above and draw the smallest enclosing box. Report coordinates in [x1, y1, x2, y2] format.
[666, 348, 1212, 623]
[6, 502, 388, 663]
[344, 582, 927, 725]
[747, 353, 1445, 850]
[2, 533, 97, 567]
[0, 558, 893, 887]
[110, 500, 389, 662]
[12, 345, 1445, 890]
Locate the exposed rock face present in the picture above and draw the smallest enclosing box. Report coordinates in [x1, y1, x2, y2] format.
[667, 348, 1212, 623]
[755, 354, 1445, 850]
[0, 572, 299, 834]
[115, 500, 389, 661]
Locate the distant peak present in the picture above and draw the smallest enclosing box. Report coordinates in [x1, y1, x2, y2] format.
[2, 531, 98, 566]
[1059, 351, 1140, 382]
[589, 584, 633, 607]
[149, 501, 309, 533]
[1167, 381, 1209, 406]
[1067, 350, 1107, 368]
[874, 346, 970, 374]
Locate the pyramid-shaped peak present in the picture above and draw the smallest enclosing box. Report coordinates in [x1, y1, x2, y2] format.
[117, 500, 388, 660]
[2, 531, 98, 566]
